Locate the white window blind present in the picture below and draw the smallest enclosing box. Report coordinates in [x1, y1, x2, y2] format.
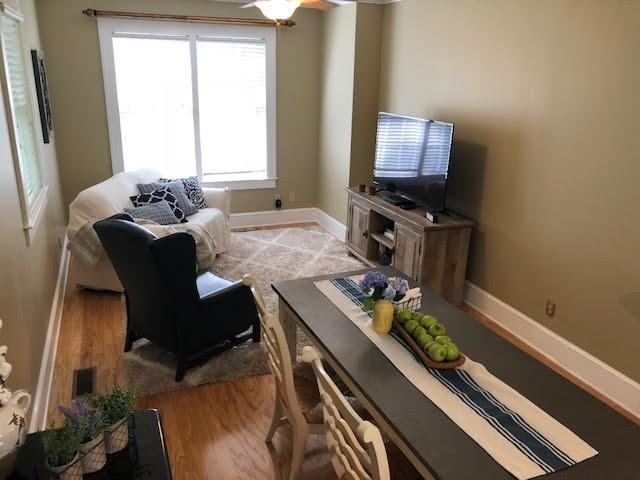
[112, 35, 196, 178]
[197, 40, 267, 179]
[374, 114, 425, 178]
[2, 13, 43, 206]
[421, 122, 453, 176]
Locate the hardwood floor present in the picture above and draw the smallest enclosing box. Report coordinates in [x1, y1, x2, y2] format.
[48, 255, 639, 479]
[48, 259, 335, 479]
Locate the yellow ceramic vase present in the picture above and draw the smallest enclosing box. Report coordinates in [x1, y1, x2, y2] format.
[372, 299, 394, 334]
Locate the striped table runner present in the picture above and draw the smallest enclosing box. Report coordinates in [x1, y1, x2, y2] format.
[315, 276, 597, 480]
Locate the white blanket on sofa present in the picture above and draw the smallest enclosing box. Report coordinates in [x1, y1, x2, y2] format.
[68, 218, 217, 271]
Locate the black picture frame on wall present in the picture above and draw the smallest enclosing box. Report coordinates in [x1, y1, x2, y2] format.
[30, 49, 53, 143]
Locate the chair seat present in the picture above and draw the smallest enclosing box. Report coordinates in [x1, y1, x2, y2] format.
[292, 362, 365, 425]
[197, 272, 233, 298]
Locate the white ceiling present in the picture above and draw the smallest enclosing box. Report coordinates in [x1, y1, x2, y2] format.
[211, 0, 401, 4]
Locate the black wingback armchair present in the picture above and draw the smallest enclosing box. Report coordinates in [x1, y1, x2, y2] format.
[94, 214, 260, 381]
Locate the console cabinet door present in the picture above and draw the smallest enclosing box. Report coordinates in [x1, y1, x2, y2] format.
[348, 201, 370, 256]
[393, 225, 423, 280]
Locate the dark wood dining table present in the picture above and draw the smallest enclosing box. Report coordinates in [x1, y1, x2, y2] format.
[272, 267, 640, 479]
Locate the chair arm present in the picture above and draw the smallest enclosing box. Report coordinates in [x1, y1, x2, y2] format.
[177, 282, 259, 357]
[202, 187, 231, 221]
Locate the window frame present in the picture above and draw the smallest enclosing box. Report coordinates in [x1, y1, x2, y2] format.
[0, 2, 48, 246]
[97, 17, 277, 190]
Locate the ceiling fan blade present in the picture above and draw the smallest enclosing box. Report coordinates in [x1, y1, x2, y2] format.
[239, 1, 258, 8]
[299, 0, 356, 10]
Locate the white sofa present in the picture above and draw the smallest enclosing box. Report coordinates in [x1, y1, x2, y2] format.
[68, 169, 231, 292]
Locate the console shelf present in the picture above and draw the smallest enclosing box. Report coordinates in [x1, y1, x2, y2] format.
[345, 187, 475, 306]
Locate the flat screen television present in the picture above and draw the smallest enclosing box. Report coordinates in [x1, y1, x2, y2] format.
[373, 112, 454, 212]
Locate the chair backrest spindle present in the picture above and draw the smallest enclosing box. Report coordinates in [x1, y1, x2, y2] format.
[303, 347, 391, 480]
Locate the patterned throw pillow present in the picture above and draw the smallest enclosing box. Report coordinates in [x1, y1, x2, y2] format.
[124, 201, 179, 225]
[129, 187, 187, 223]
[159, 176, 207, 209]
[137, 180, 198, 216]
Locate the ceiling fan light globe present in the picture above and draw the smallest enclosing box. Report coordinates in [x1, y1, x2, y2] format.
[255, 0, 301, 21]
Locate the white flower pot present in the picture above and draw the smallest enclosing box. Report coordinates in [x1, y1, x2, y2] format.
[105, 417, 129, 454]
[79, 432, 107, 473]
[49, 452, 83, 480]
[0, 390, 31, 478]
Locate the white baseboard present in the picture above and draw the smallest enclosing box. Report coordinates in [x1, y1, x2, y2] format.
[463, 281, 640, 420]
[29, 234, 70, 432]
[230, 207, 317, 229]
[315, 208, 347, 241]
[230, 207, 347, 241]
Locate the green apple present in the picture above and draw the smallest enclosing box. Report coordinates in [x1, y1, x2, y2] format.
[412, 312, 425, 323]
[444, 343, 460, 362]
[396, 310, 413, 325]
[412, 326, 428, 339]
[435, 335, 452, 345]
[423, 341, 437, 354]
[427, 343, 447, 362]
[404, 320, 419, 335]
[427, 322, 447, 337]
[419, 315, 438, 329]
[416, 333, 434, 348]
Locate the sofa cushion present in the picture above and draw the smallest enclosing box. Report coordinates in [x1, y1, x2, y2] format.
[130, 187, 187, 223]
[124, 201, 179, 225]
[159, 176, 207, 209]
[138, 180, 198, 216]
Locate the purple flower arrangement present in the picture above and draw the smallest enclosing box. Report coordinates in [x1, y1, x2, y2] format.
[59, 398, 105, 443]
[359, 271, 409, 309]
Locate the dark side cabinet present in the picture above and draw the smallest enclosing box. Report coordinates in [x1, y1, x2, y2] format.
[345, 188, 474, 306]
[10, 410, 171, 480]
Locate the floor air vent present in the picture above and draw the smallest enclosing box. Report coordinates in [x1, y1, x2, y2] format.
[72, 367, 97, 398]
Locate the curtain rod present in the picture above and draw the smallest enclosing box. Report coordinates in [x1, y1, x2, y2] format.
[82, 8, 295, 28]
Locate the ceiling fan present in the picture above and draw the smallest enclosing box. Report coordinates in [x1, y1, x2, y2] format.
[241, 0, 357, 22]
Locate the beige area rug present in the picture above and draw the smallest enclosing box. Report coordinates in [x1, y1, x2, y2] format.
[123, 224, 366, 397]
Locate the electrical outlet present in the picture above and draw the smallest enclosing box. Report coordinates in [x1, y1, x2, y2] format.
[545, 300, 556, 318]
[274, 193, 282, 209]
[289, 192, 296, 203]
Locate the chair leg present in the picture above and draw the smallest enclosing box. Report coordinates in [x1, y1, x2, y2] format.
[288, 421, 308, 480]
[253, 319, 261, 343]
[124, 329, 136, 353]
[175, 357, 188, 382]
[266, 397, 284, 443]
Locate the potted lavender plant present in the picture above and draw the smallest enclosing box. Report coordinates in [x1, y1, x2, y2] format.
[90, 386, 135, 454]
[59, 398, 106, 474]
[359, 272, 409, 334]
[41, 421, 82, 480]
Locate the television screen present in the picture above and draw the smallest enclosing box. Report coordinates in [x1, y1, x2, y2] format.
[373, 112, 454, 212]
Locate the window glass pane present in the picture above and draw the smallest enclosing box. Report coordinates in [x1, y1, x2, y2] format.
[197, 40, 267, 176]
[2, 15, 43, 205]
[112, 36, 196, 178]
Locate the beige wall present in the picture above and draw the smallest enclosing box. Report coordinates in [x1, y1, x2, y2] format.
[379, 0, 640, 381]
[349, 4, 383, 188]
[35, 0, 323, 213]
[0, 0, 66, 403]
[317, 3, 383, 224]
[316, 4, 357, 224]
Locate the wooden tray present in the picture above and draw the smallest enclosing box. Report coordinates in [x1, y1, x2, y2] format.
[392, 320, 466, 369]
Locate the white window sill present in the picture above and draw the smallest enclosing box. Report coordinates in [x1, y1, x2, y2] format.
[23, 186, 48, 246]
[201, 177, 277, 191]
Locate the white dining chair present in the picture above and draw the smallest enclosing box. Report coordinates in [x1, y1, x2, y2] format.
[303, 345, 390, 480]
[303, 346, 421, 480]
[243, 275, 328, 480]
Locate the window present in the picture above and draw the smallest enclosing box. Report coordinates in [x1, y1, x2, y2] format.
[98, 18, 276, 190]
[0, 3, 47, 245]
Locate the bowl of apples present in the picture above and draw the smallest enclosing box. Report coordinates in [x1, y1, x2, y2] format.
[393, 310, 465, 369]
